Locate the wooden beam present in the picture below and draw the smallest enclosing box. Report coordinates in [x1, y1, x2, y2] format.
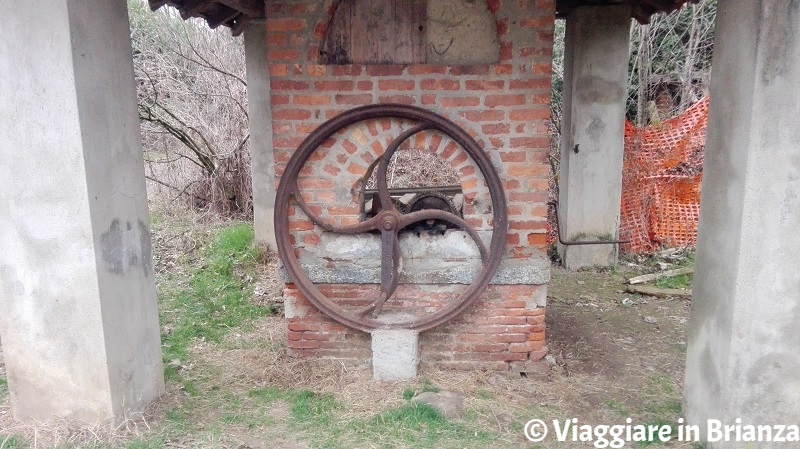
[631, 3, 653, 23]
[626, 285, 692, 298]
[177, 0, 208, 20]
[556, 0, 698, 22]
[627, 267, 694, 285]
[230, 15, 251, 36]
[216, 0, 264, 17]
[146, 0, 271, 35]
[148, 0, 168, 11]
[207, 5, 242, 28]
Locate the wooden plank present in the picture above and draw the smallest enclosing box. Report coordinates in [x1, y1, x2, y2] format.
[374, 0, 395, 63]
[207, 5, 241, 28]
[349, 0, 365, 62]
[176, 0, 205, 19]
[345, 0, 427, 64]
[230, 15, 250, 36]
[410, 0, 426, 63]
[625, 285, 692, 298]
[627, 267, 694, 285]
[216, 0, 264, 16]
[394, 0, 426, 64]
[325, 0, 352, 63]
[394, 0, 411, 63]
[351, 0, 379, 63]
[148, 0, 168, 11]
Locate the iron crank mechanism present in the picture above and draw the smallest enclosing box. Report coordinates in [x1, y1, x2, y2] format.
[274, 104, 507, 332]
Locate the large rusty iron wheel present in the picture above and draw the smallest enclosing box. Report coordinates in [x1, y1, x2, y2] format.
[275, 104, 507, 332]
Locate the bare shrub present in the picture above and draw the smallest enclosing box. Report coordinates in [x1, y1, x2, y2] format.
[548, 3, 716, 245]
[128, 0, 251, 218]
[365, 148, 460, 190]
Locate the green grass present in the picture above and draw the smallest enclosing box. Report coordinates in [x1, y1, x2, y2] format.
[244, 386, 497, 449]
[159, 223, 270, 384]
[642, 375, 683, 416]
[287, 391, 341, 425]
[0, 220, 508, 449]
[654, 273, 693, 289]
[124, 437, 166, 449]
[400, 379, 441, 401]
[3, 218, 697, 449]
[0, 435, 24, 449]
[649, 250, 695, 289]
[474, 390, 493, 400]
[346, 403, 494, 449]
[627, 374, 683, 447]
[605, 400, 631, 418]
[0, 375, 7, 433]
[420, 379, 441, 394]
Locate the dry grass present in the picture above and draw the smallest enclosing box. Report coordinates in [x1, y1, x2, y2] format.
[0, 216, 695, 449]
[0, 397, 176, 449]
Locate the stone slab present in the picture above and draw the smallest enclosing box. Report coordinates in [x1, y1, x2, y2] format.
[281, 230, 550, 285]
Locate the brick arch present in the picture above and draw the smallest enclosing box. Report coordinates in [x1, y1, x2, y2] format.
[289, 117, 495, 242]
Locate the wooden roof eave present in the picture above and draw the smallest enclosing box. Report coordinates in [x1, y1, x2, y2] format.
[151, 0, 700, 36]
[148, 0, 264, 35]
[556, 0, 700, 24]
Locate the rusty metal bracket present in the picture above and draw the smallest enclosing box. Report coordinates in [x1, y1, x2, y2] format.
[274, 104, 507, 332]
[548, 201, 631, 246]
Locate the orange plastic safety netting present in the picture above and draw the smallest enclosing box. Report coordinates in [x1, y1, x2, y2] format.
[619, 97, 709, 253]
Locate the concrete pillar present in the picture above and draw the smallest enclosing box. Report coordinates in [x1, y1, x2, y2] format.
[244, 21, 278, 249]
[557, 5, 630, 269]
[684, 1, 800, 443]
[0, 0, 164, 424]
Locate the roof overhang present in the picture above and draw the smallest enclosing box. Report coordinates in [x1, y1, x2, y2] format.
[148, 0, 264, 35]
[150, 0, 698, 36]
[556, 0, 699, 24]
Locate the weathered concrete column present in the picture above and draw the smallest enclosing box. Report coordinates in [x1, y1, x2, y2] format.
[557, 5, 630, 269]
[684, 1, 800, 444]
[0, 0, 164, 423]
[244, 21, 278, 249]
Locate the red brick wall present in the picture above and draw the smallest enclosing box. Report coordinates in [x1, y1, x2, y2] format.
[285, 284, 547, 371]
[266, 0, 556, 370]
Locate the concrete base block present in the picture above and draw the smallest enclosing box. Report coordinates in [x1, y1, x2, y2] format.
[371, 329, 419, 381]
[560, 244, 617, 270]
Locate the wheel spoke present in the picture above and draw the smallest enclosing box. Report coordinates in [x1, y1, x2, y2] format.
[372, 229, 402, 317]
[375, 123, 432, 213]
[291, 186, 379, 234]
[398, 209, 488, 261]
[275, 104, 507, 333]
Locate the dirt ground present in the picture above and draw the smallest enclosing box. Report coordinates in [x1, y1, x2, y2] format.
[545, 265, 691, 423]
[158, 262, 693, 449]
[0, 221, 695, 448]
